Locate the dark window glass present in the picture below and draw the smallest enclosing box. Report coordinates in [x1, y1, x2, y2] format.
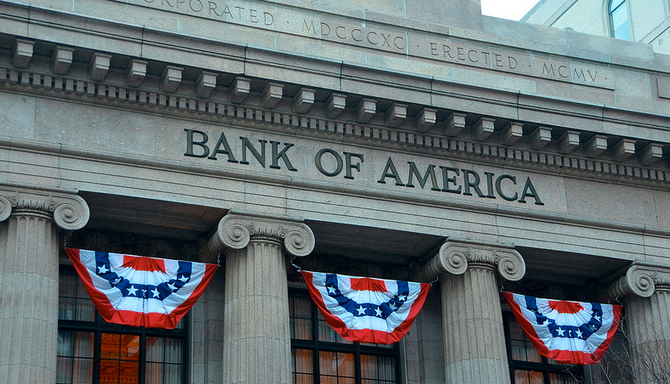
[290, 291, 400, 384]
[504, 313, 584, 384]
[57, 269, 188, 384]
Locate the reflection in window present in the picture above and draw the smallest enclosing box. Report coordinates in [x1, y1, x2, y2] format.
[290, 291, 400, 384]
[504, 313, 584, 384]
[57, 270, 188, 384]
[609, 0, 631, 40]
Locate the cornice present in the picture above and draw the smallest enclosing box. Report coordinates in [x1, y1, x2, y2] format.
[0, 26, 669, 190]
[1, 58, 669, 190]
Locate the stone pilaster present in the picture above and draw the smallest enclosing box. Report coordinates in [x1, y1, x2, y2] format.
[607, 264, 670, 383]
[0, 185, 90, 384]
[415, 239, 525, 384]
[204, 211, 315, 384]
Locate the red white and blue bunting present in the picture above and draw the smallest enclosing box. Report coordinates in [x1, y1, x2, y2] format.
[67, 248, 217, 329]
[503, 291, 622, 365]
[301, 270, 431, 344]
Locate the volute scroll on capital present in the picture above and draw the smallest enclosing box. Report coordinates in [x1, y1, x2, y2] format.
[0, 186, 90, 230]
[205, 212, 315, 257]
[414, 239, 526, 283]
[606, 264, 670, 299]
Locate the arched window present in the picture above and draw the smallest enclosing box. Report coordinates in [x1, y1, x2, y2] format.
[609, 0, 631, 40]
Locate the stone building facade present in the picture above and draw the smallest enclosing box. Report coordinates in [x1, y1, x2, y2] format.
[1, 0, 669, 383]
[523, 0, 670, 54]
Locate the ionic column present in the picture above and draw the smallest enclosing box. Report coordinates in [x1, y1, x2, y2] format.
[0, 185, 90, 384]
[204, 211, 315, 384]
[415, 239, 525, 384]
[607, 264, 670, 383]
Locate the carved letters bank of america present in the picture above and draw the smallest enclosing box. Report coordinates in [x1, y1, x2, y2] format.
[1, 0, 670, 383]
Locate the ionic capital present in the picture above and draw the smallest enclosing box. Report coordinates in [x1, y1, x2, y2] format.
[415, 239, 526, 282]
[0, 185, 90, 230]
[606, 264, 670, 299]
[204, 211, 315, 258]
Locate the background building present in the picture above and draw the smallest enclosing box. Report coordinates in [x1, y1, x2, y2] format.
[1, 0, 670, 383]
[523, 0, 670, 54]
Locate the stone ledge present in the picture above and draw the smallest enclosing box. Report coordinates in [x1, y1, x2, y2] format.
[1, 64, 669, 189]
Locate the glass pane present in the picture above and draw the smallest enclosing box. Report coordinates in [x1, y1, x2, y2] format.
[293, 319, 313, 340]
[295, 373, 314, 384]
[121, 335, 140, 361]
[73, 359, 93, 384]
[514, 369, 544, 384]
[320, 351, 355, 381]
[319, 351, 338, 376]
[165, 338, 183, 364]
[99, 360, 120, 384]
[290, 295, 314, 340]
[361, 355, 396, 382]
[59, 273, 78, 297]
[59, 297, 77, 321]
[145, 362, 163, 384]
[101, 334, 120, 360]
[293, 348, 314, 374]
[165, 364, 183, 384]
[146, 337, 164, 362]
[609, 0, 625, 12]
[75, 332, 94, 358]
[57, 331, 95, 384]
[59, 273, 95, 322]
[56, 356, 73, 384]
[76, 299, 96, 322]
[549, 372, 576, 384]
[318, 312, 352, 344]
[58, 331, 74, 357]
[611, 5, 630, 40]
[361, 355, 377, 379]
[57, 331, 94, 359]
[509, 320, 542, 363]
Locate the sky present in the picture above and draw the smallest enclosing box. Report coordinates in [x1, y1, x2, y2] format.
[480, 0, 541, 21]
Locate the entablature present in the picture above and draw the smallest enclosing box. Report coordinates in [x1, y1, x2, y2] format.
[0, 32, 669, 190]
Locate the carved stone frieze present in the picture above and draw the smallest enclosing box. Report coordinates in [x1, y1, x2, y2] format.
[606, 263, 670, 298]
[1, 37, 669, 191]
[204, 211, 315, 258]
[414, 238, 526, 282]
[0, 185, 90, 230]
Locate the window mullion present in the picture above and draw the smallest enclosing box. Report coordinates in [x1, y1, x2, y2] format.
[93, 328, 102, 384]
[139, 329, 146, 384]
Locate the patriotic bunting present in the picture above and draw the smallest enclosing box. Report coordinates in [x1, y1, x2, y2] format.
[503, 291, 622, 365]
[301, 270, 431, 344]
[67, 248, 217, 329]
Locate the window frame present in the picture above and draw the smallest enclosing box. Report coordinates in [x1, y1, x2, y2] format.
[58, 267, 190, 384]
[503, 311, 584, 384]
[289, 288, 403, 384]
[608, 0, 632, 40]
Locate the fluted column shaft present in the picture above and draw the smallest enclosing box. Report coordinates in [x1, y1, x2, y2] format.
[606, 264, 670, 383]
[223, 237, 291, 383]
[1, 210, 58, 384]
[442, 263, 510, 383]
[415, 239, 525, 384]
[205, 211, 315, 384]
[624, 288, 670, 383]
[0, 186, 89, 384]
